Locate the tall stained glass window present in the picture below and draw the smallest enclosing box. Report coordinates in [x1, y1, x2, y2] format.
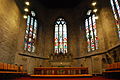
[85, 14, 98, 52]
[24, 11, 38, 52]
[110, 0, 120, 38]
[54, 18, 67, 54]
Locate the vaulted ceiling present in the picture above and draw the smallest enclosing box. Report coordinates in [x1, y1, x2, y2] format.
[16, 0, 90, 11]
[29, 0, 88, 8]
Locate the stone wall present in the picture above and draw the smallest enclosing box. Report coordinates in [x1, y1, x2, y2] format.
[0, 0, 42, 74]
[0, 0, 21, 64]
[36, 1, 91, 67]
[0, 0, 120, 75]
[35, 0, 120, 68]
[14, 3, 45, 74]
[79, 0, 120, 74]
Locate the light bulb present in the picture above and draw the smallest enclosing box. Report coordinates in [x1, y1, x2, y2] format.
[24, 8, 29, 12]
[25, 1, 30, 6]
[95, 16, 99, 19]
[23, 15, 27, 19]
[93, 9, 98, 13]
[92, 2, 96, 6]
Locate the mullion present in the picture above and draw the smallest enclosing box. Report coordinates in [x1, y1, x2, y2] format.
[62, 23, 64, 53]
[58, 22, 60, 53]
[57, 24, 59, 53]
[59, 21, 63, 53]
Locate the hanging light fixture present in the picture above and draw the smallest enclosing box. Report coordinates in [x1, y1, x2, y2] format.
[95, 16, 99, 19]
[25, 1, 30, 6]
[24, 8, 29, 12]
[93, 9, 98, 13]
[23, 15, 27, 19]
[92, 2, 97, 6]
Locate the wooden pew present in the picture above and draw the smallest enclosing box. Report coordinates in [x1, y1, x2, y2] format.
[3, 63, 8, 70]
[0, 62, 4, 70]
[0, 62, 27, 78]
[0, 62, 27, 75]
[103, 62, 120, 78]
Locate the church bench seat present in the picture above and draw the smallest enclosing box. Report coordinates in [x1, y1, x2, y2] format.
[0, 62, 27, 78]
[3, 63, 8, 70]
[105, 62, 120, 71]
[103, 62, 120, 78]
[0, 71, 28, 78]
[0, 71, 27, 74]
[103, 70, 120, 73]
[0, 62, 4, 70]
[0, 62, 24, 72]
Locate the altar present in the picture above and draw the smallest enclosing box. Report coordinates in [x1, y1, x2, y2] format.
[34, 53, 88, 75]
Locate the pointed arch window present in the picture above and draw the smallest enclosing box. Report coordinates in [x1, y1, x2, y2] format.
[54, 18, 67, 54]
[110, 0, 120, 38]
[24, 11, 38, 52]
[85, 14, 98, 52]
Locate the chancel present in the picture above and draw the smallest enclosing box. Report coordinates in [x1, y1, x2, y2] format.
[0, 0, 120, 80]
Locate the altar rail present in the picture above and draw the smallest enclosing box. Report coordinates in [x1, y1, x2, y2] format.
[34, 67, 88, 75]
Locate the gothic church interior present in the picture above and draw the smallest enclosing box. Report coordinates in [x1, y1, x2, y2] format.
[0, 0, 120, 79]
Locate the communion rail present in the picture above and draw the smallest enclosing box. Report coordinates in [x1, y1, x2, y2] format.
[34, 67, 88, 75]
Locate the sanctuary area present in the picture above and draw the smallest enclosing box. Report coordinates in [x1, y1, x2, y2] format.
[0, 0, 120, 80]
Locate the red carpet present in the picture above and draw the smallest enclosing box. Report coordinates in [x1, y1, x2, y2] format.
[9, 77, 119, 80]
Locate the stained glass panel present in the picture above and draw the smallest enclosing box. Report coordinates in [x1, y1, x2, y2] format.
[54, 18, 67, 54]
[92, 14, 98, 49]
[85, 14, 98, 52]
[85, 19, 91, 52]
[110, 0, 120, 38]
[89, 16, 95, 51]
[114, 0, 120, 17]
[55, 24, 59, 53]
[24, 11, 38, 53]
